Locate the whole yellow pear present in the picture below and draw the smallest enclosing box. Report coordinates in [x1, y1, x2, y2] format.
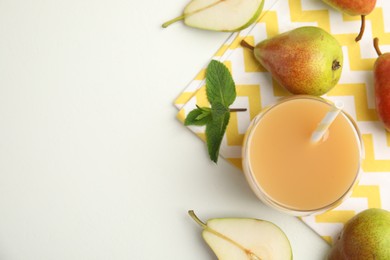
[253, 26, 343, 96]
[328, 208, 390, 260]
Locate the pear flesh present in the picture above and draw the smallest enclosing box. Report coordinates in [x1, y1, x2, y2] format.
[253, 26, 343, 96]
[189, 210, 292, 260]
[162, 0, 265, 32]
[328, 208, 390, 260]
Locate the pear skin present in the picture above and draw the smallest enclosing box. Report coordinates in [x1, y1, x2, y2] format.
[322, 0, 376, 16]
[328, 208, 390, 260]
[253, 26, 343, 96]
[373, 38, 390, 131]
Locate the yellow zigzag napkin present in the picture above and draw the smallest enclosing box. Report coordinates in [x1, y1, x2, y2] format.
[174, 0, 390, 244]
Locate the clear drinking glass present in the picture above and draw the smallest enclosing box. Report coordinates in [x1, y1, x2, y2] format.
[242, 95, 363, 216]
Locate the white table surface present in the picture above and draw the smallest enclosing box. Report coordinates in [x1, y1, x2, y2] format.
[0, 0, 330, 259]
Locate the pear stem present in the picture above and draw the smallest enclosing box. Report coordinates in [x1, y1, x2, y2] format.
[355, 15, 365, 42]
[240, 39, 255, 51]
[188, 210, 263, 260]
[373, 38, 383, 56]
[188, 210, 208, 229]
[162, 15, 186, 28]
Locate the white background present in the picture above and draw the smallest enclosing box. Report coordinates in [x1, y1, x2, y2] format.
[0, 0, 330, 259]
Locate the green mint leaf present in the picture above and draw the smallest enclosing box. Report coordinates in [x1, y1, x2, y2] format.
[212, 102, 229, 116]
[195, 106, 211, 121]
[206, 60, 236, 107]
[206, 102, 230, 163]
[184, 107, 211, 126]
[183, 60, 240, 163]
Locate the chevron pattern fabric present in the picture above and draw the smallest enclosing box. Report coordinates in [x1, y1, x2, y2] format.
[174, 0, 390, 244]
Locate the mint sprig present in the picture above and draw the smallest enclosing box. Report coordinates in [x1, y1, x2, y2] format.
[184, 60, 239, 163]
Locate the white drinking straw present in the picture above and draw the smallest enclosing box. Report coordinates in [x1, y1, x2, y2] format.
[311, 101, 344, 143]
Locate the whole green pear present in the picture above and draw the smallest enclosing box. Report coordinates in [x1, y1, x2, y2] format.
[328, 208, 390, 260]
[253, 26, 343, 96]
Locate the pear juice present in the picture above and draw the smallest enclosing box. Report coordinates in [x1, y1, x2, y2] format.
[242, 96, 362, 215]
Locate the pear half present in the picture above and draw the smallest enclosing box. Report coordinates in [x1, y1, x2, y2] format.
[189, 210, 292, 260]
[162, 0, 265, 32]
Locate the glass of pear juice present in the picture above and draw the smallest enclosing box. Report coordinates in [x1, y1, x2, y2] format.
[242, 95, 363, 216]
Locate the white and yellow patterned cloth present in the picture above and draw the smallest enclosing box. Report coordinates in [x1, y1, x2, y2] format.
[174, 0, 390, 244]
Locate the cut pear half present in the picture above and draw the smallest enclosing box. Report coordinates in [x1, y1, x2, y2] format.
[189, 210, 292, 260]
[162, 0, 265, 32]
